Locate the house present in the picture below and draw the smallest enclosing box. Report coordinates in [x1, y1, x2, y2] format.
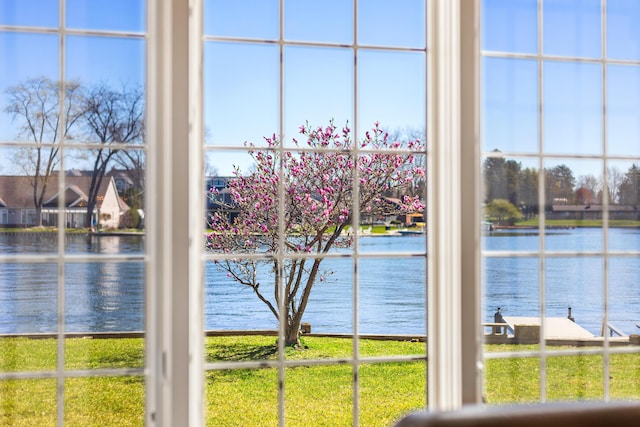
[0, 175, 129, 229]
[66, 168, 141, 194]
[549, 204, 640, 221]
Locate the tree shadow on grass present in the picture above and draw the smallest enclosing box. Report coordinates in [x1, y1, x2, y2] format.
[206, 342, 278, 362]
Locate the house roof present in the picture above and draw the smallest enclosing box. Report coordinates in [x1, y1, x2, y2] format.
[0, 175, 113, 209]
[551, 204, 637, 213]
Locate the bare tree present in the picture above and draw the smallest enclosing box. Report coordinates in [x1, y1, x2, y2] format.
[576, 174, 601, 203]
[82, 82, 144, 228]
[4, 77, 84, 226]
[605, 166, 625, 204]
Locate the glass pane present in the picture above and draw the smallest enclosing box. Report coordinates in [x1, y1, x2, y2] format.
[286, 365, 352, 425]
[483, 354, 541, 403]
[482, 225, 540, 253]
[482, 0, 537, 54]
[546, 257, 603, 337]
[482, 156, 539, 236]
[483, 257, 540, 324]
[65, 82, 145, 146]
[0, 0, 58, 27]
[301, 257, 354, 336]
[0, 337, 56, 372]
[206, 367, 278, 424]
[608, 257, 640, 336]
[359, 257, 426, 336]
[543, 0, 601, 58]
[65, 262, 144, 334]
[205, 256, 281, 333]
[482, 57, 538, 153]
[359, 361, 426, 424]
[607, 0, 640, 61]
[359, 227, 426, 254]
[0, 175, 64, 234]
[544, 159, 603, 234]
[608, 161, 640, 210]
[0, 146, 17, 176]
[67, 35, 144, 89]
[0, 379, 56, 425]
[204, 42, 278, 147]
[204, 149, 254, 191]
[610, 353, 640, 399]
[544, 61, 602, 155]
[285, 0, 352, 44]
[547, 354, 603, 400]
[66, 0, 145, 33]
[65, 376, 144, 425]
[66, 336, 143, 371]
[284, 46, 353, 146]
[358, 50, 426, 137]
[204, 0, 278, 39]
[62, 148, 145, 233]
[0, 263, 58, 333]
[358, 0, 425, 48]
[608, 65, 640, 157]
[206, 256, 354, 337]
[606, 162, 633, 206]
[608, 212, 640, 239]
[0, 33, 59, 142]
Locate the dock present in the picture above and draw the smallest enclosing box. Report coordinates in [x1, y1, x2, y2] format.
[485, 316, 637, 346]
[504, 316, 594, 340]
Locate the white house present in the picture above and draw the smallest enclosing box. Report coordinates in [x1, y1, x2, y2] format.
[0, 175, 128, 229]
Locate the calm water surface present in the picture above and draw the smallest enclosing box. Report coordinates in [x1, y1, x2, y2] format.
[1, 229, 639, 335]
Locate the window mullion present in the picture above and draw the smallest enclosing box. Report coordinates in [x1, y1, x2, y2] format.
[460, 0, 482, 406]
[427, 0, 464, 410]
[147, 0, 202, 426]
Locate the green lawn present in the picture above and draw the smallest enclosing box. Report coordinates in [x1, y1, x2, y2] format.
[1, 337, 639, 426]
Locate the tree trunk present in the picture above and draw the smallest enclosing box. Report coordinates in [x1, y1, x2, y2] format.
[285, 317, 301, 347]
[35, 205, 43, 227]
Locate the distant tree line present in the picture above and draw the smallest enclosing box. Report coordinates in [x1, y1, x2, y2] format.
[3, 77, 145, 227]
[483, 150, 640, 216]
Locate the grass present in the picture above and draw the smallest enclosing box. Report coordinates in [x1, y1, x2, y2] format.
[2, 337, 640, 426]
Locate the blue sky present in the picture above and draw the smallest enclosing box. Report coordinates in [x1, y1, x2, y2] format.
[1, 0, 639, 179]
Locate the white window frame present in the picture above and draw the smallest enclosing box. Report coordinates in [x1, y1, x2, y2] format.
[146, 0, 204, 425]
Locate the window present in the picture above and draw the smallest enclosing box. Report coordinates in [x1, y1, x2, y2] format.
[1, 1, 638, 426]
[0, 0, 146, 425]
[201, 1, 428, 425]
[482, 0, 640, 404]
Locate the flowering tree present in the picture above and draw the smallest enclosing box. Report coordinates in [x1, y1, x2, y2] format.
[207, 121, 424, 346]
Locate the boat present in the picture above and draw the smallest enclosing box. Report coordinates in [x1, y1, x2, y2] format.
[397, 228, 424, 235]
[398, 222, 425, 235]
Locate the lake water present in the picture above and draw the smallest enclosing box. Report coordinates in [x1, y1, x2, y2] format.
[1, 229, 639, 336]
